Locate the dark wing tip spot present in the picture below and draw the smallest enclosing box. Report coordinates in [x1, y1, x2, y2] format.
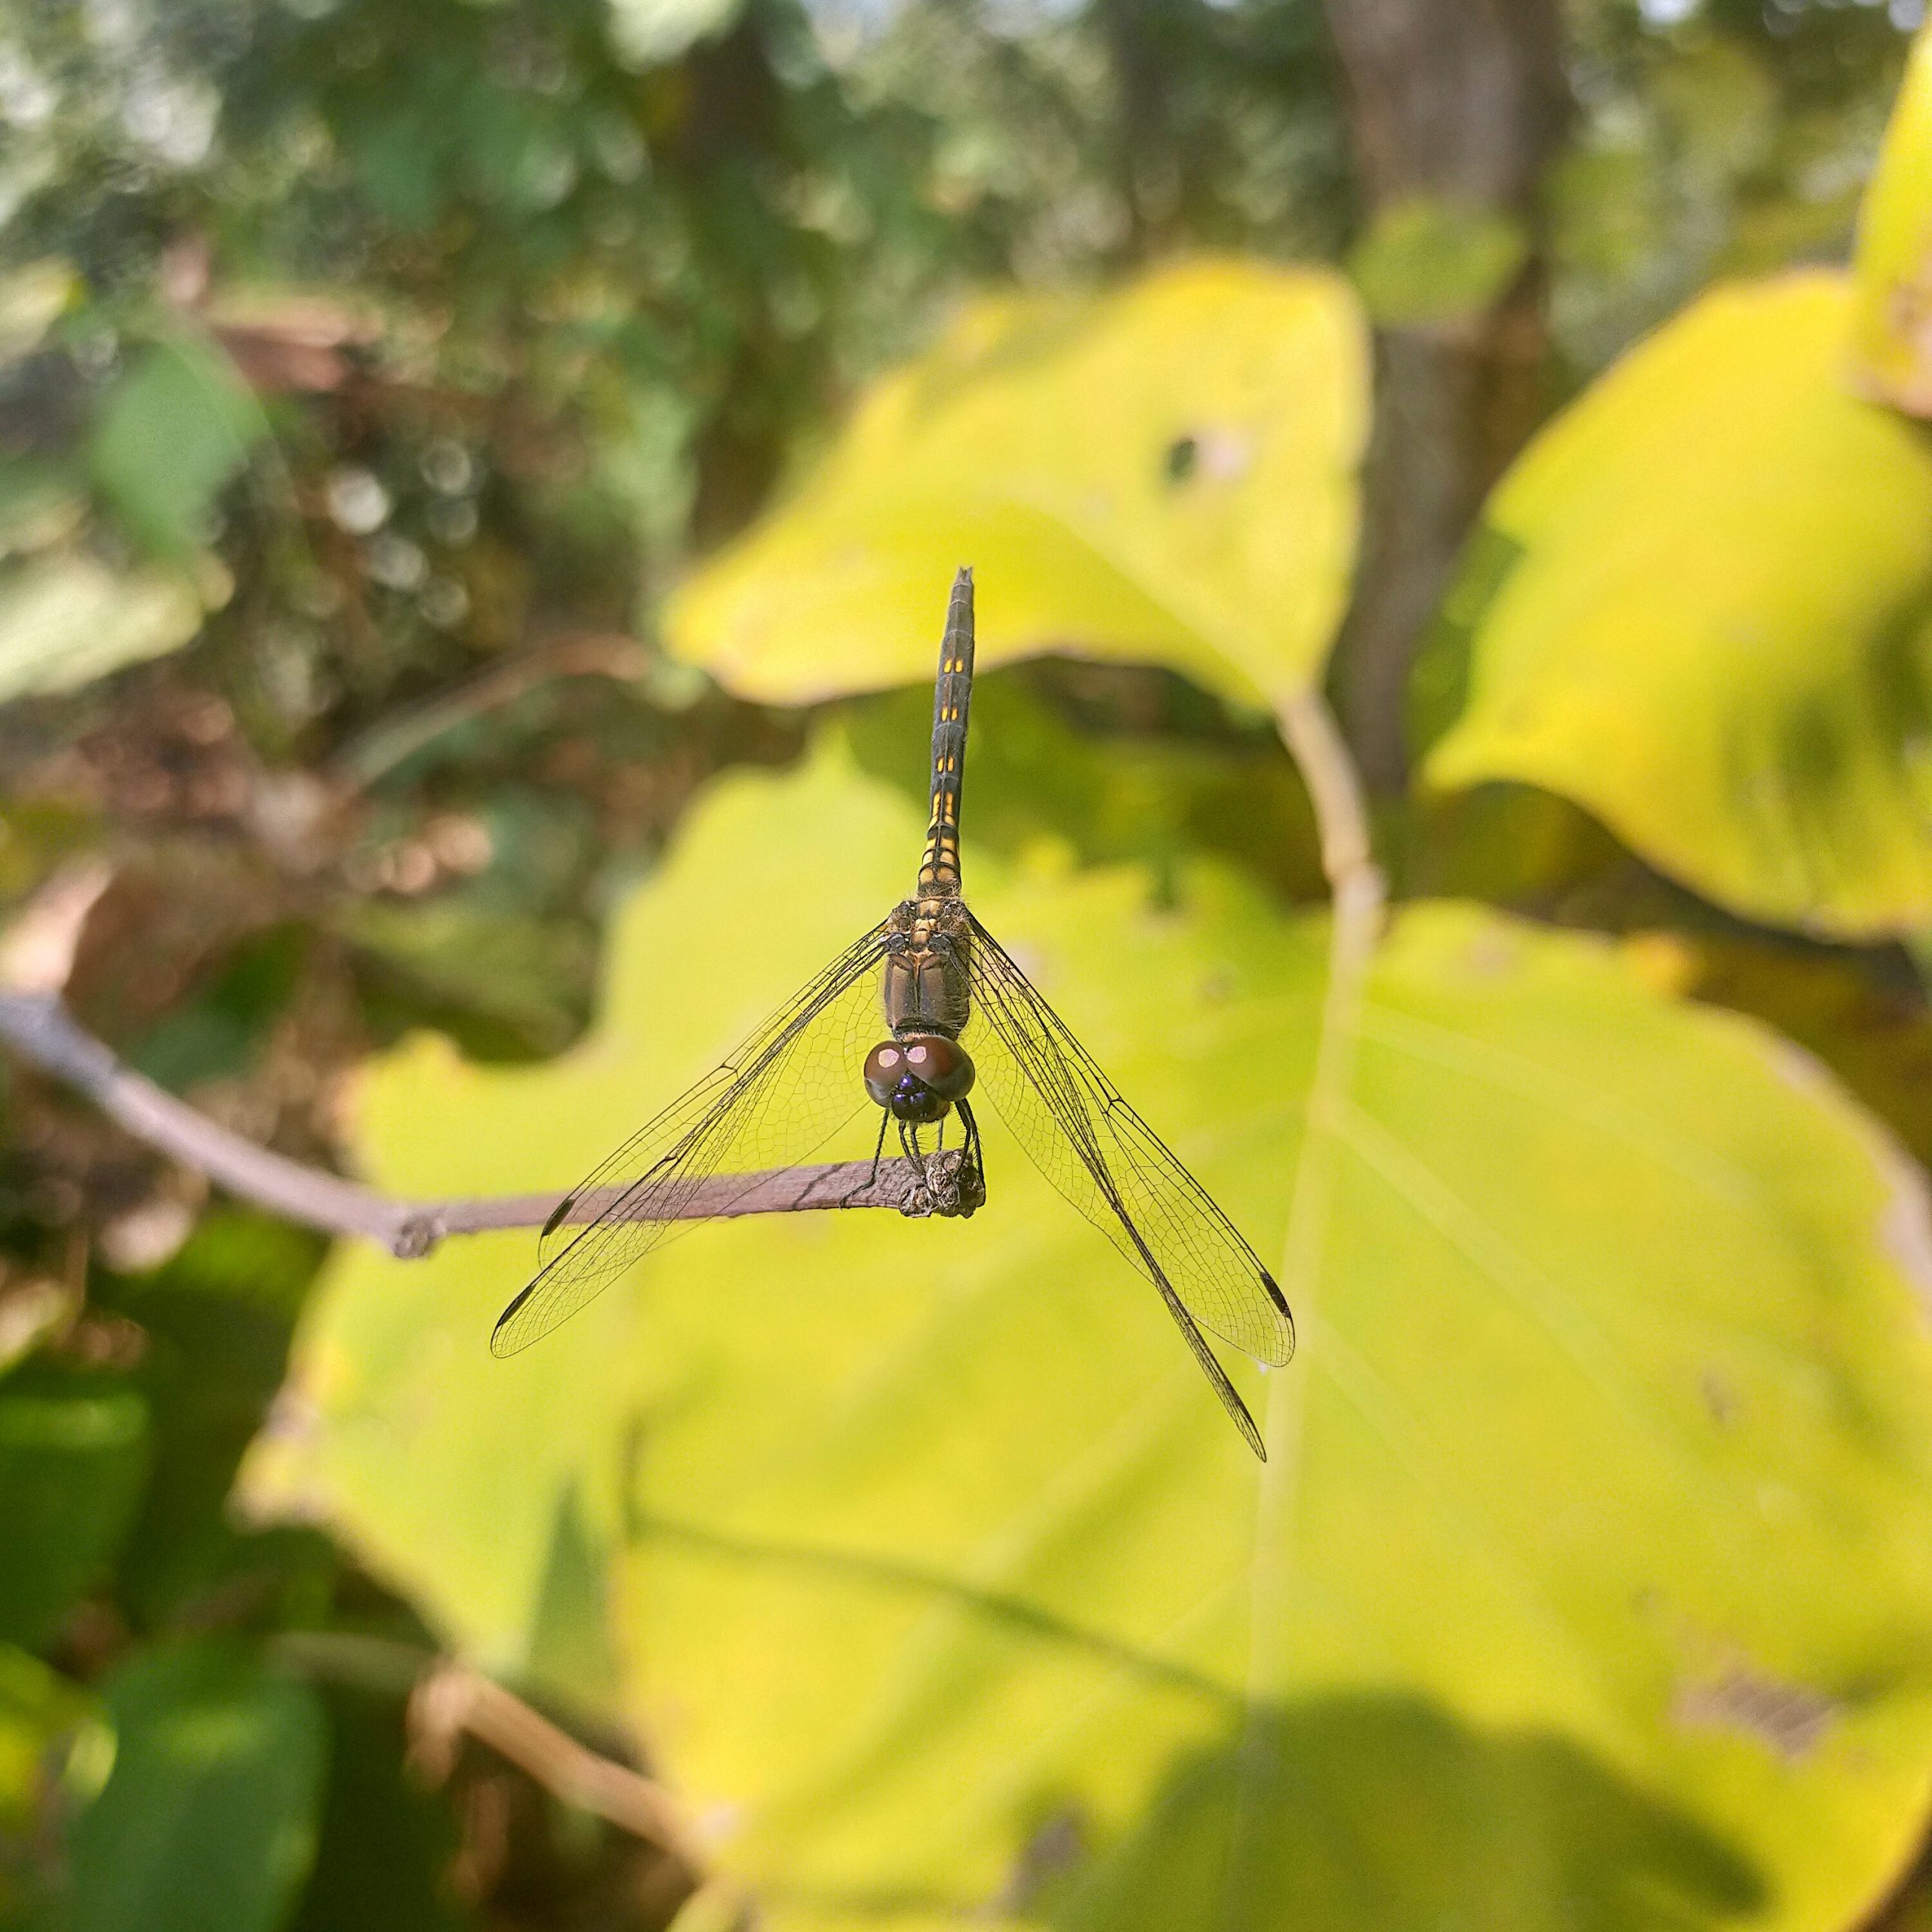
[1254, 1272, 1296, 1365]
[489, 1278, 541, 1357]
[541, 1195, 574, 1240]
[1232, 1391, 1266, 1461]
[1260, 1266, 1290, 1316]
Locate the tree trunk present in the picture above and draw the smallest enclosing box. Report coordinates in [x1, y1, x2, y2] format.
[1320, 0, 1570, 792]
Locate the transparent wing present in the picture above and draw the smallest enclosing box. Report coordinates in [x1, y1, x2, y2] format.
[492, 921, 891, 1356]
[964, 910, 1293, 1457]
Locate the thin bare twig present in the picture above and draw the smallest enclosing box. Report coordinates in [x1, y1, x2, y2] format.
[0, 989, 952, 1257]
[331, 632, 653, 790]
[272, 1631, 704, 1868]
[414, 1663, 705, 1866]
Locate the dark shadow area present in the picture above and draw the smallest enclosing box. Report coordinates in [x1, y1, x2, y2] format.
[755, 1695, 1767, 1926]
[1045, 1694, 1766, 1932]
[525, 1475, 625, 1713]
[841, 663, 1328, 911]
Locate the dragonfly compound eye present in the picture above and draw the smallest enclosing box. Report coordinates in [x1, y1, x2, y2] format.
[863, 1036, 971, 1121]
[900, 1033, 974, 1101]
[863, 1040, 908, 1107]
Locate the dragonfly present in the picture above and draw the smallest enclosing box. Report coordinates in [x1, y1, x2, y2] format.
[492, 570, 1296, 1455]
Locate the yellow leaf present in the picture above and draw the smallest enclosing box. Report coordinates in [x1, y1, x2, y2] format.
[1422, 273, 1932, 938]
[249, 747, 1932, 1931]
[1852, 23, 1932, 415]
[666, 258, 1369, 709]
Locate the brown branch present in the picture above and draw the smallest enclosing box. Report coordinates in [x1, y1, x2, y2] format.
[1320, 0, 1570, 791]
[0, 989, 958, 1257]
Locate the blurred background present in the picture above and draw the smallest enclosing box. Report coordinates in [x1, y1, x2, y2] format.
[7, 1, 1932, 1928]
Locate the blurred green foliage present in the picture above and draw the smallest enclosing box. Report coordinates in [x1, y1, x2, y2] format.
[69, 1640, 326, 1932]
[5, 1, 1932, 1930]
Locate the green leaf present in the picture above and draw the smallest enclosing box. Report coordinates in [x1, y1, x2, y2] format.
[1851, 23, 1932, 415]
[0, 549, 208, 702]
[0, 465, 86, 563]
[0, 1644, 109, 1927]
[1346, 197, 1528, 329]
[109, 1212, 325, 1627]
[88, 339, 263, 560]
[0, 1644, 108, 1833]
[666, 259, 1370, 709]
[245, 750, 1932, 1930]
[1420, 272, 1932, 939]
[0, 1371, 149, 1649]
[70, 1641, 326, 1932]
[841, 667, 1324, 906]
[286, 1684, 470, 1932]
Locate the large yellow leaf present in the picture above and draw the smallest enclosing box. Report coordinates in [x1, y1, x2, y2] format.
[1852, 23, 1932, 415]
[665, 259, 1369, 709]
[1421, 273, 1932, 938]
[245, 749, 1932, 1931]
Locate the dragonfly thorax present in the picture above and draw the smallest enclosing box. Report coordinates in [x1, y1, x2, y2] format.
[883, 894, 972, 1039]
[863, 1032, 975, 1123]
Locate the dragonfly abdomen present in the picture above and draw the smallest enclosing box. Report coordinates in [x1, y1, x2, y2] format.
[917, 567, 975, 897]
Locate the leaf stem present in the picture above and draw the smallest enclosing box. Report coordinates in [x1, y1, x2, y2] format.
[1231, 688, 1386, 1903]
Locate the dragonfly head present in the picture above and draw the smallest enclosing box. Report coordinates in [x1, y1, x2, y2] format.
[864, 1032, 975, 1123]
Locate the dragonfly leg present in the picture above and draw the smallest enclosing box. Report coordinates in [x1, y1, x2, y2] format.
[958, 1096, 986, 1193]
[900, 1118, 937, 1202]
[846, 1109, 891, 1206]
[949, 1097, 986, 1215]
